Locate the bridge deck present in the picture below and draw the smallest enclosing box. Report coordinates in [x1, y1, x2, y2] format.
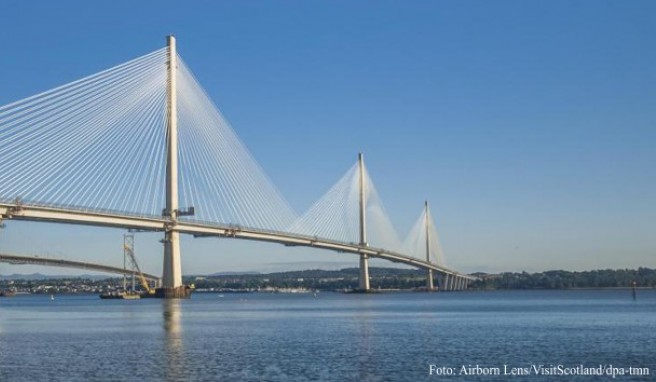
[1, 202, 475, 280]
[0, 252, 159, 282]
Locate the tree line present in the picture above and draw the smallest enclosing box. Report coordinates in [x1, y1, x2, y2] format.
[470, 268, 656, 290]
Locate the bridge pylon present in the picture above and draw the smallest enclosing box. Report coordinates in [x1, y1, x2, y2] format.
[425, 201, 435, 291]
[358, 153, 370, 292]
[159, 35, 189, 299]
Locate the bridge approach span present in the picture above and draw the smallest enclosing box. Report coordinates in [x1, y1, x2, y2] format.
[0, 253, 159, 282]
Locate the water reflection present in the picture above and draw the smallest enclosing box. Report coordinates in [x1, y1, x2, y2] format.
[353, 298, 374, 380]
[162, 300, 184, 382]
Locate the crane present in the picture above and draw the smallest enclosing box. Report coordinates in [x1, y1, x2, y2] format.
[123, 234, 155, 295]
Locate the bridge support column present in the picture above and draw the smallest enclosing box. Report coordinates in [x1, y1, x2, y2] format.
[162, 231, 182, 287]
[357, 153, 370, 292]
[359, 254, 370, 291]
[424, 201, 434, 291]
[426, 269, 434, 291]
[442, 274, 449, 292]
[159, 35, 189, 299]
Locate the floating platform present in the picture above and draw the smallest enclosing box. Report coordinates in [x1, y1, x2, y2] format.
[99, 292, 142, 300]
[100, 285, 193, 300]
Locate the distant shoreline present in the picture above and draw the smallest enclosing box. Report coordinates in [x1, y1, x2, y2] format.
[2, 267, 654, 293]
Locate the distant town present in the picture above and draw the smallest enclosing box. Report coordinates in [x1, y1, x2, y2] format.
[1, 267, 655, 295]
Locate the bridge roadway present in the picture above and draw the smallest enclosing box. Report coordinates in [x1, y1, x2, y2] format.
[0, 253, 160, 282]
[0, 202, 476, 281]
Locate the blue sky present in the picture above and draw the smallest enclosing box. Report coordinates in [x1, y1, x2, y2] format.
[0, 1, 654, 276]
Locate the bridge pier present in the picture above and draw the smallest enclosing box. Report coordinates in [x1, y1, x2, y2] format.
[162, 230, 184, 289]
[359, 254, 370, 291]
[426, 269, 434, 291]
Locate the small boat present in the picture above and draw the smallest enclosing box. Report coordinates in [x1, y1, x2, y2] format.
[0, 290, 16, 297]
[50, 294, 55, 301]
[99, 292, 121, 300]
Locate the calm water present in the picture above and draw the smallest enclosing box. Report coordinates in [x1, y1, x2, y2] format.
[1, 290, 654, 381]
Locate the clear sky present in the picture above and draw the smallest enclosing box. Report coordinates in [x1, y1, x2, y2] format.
[0, 1, 654, 276]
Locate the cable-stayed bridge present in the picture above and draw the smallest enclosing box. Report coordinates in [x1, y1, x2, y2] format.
[0, 36, 474, 297]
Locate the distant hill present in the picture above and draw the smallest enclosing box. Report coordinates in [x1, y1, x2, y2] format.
[1, 267, 424, 281]
[201, 267, 422, 279]
[470, 268, 656, 289]
[5, 267, 654, 291]
[207, 271, 261, 276]
[186, 267, 428, 291]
